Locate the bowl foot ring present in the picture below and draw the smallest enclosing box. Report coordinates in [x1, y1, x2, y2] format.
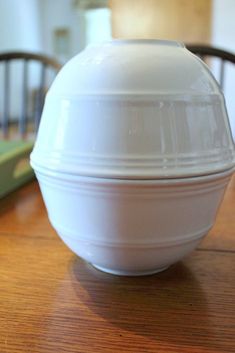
[91, 264, 169, 276]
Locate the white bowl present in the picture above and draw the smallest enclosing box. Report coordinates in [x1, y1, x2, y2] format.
[31, 39, 235, 275]
[31, 39, 235, 179]
[35, 167, 233, 275]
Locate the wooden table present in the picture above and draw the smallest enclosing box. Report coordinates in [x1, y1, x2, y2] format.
[0, 176, 235, 353]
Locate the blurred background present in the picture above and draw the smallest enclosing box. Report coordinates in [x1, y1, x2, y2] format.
[0, 0, 234, 136]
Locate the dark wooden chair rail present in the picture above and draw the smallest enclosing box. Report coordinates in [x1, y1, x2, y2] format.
[0, 51, 61, 138]
[186, 44, 235, 90]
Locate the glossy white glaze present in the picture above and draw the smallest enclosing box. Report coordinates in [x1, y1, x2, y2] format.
[35, 168, 233, 275]
[31, 40, 235, 179]
[47, 39, 219, 95]
[32, 94, 235, 179]
[31, 40, 235, 275]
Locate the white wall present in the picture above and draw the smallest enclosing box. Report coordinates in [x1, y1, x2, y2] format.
[39, 0, 86, 63]
[39, 0, 112, 63]
[212, 0, 235, 51]
[0, 0, 42, 120]
[212, 0, 235, 138]
[0, 0, 41, 51]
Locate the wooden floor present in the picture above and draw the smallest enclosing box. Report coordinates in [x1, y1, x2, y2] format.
[0, 176, 234, 353]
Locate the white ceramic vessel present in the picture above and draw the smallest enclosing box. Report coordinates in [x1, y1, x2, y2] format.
[36, 167, 232, 275]
[31, 39, 235, 275]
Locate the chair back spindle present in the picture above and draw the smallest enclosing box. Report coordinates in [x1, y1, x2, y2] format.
[186, 45, 235, 90]
[20, 59, 28, 137]
[0, 52, 61, 138]
[3, 61, 10, 138]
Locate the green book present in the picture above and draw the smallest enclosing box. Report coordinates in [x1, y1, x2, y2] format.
[0, 140, 35, 198]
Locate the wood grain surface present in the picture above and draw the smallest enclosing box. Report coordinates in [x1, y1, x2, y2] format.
[110, 0, 211, 44]
[0, 176, 235, 353]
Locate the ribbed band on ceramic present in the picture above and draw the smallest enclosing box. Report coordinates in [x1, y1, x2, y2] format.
[31, 94, 235, 179]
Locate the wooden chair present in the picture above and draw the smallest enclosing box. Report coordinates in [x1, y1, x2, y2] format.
[0, 51, 61, 138]
[186, 44, 235, 90]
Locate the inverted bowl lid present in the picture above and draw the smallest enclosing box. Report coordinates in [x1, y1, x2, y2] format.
[48, 39, 220, 98]
[31, 40, 235, 179]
